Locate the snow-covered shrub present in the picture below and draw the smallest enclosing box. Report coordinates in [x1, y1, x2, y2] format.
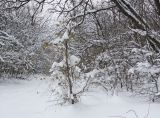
[50, 25, 90, 104]
[0, 6, 54, 77]
[128, 47, 160, 98]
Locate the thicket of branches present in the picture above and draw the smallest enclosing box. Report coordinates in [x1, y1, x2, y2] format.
[49, 0, 160, 104]
[0, 0, 160, 104]
[0, 1, 55, 77]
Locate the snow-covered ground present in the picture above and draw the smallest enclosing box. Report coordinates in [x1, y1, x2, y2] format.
[0, 76, 160, 118]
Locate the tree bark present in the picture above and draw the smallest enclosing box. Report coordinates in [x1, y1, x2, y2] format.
[64, 40, 74, 104]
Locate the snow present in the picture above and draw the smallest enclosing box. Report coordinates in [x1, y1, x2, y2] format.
[131, 28, 147, 36]
[128, 60, 160, 75]
[0, 76, 160, 118]
[50, 55, 80, 72]
[86, 69, 100, 78]
[51, 30, 69, 45]
[0, 55, 4, 62]
[51, 37, 64, 44]
[75, 66, 81, 72]
[50, 61, 64, 71]
[137, 62, 160, 74]
[69, 55, 80, 66]
[155, 92, 160, 96]
[128, 68, 134, 74]
[0, 41, 5, 46]
[62, 30, 69, 40]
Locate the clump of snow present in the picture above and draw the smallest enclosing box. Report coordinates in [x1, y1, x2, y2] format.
[136, 62, 160, 74]
[50, 55, 80, 73]
[69, 55, 80, 66]
[85, 69, 100, 78]
[75, 66, 81, 73]
[155, 92, 160, 96]
[131, 29, 147, 36]
[50, 61, 64, 71]
[129, 61, 160, 75]
[137, 61, 151, 69]
[0, 55, 4, 62]
[62, 30, 69, 40]
[128, 68, 134, 74]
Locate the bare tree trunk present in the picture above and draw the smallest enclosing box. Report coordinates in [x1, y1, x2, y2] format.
[64, 40, 74, 104]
